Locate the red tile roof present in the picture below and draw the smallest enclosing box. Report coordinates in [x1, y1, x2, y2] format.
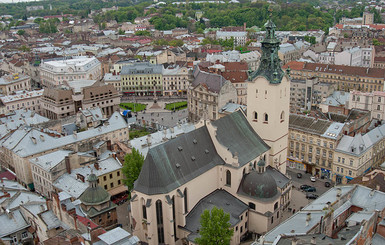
[0, 170, 16, 181]
[284, 61, 385, 78]
[221, 71, 248, 83]
[77, 215, 99, 229]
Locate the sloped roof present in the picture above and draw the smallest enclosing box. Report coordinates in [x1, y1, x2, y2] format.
[212, 110, 270, 167]
[289, 114, 332, 136]
[192, 66, 227, 93]
[134, 126, 225, 195]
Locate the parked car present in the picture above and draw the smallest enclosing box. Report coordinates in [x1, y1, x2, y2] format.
[306, 193, 319, 199]
[297, 173, 303, 178]
[304, 186, 317, 192]
[325, 181, 331, 187]
[300, 184, 311, 190]
[310, 176, 316, 182]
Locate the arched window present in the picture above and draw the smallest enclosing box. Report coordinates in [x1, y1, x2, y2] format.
[264, 113, 268, 122]
[226, 170, 231, 186]
[184, 188, 188, 213]
[254, 112, 258, 120]
[280, 111, 285, 122]
[142, 198, 147, 220]
[243, 168, 246, 176]
[171, 196, 177, 241]
[274, 202, 278, 210]
[156, 200, 165, 243]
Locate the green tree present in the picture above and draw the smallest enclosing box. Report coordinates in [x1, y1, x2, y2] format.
[17, 29, 25, 35]
[122, 148, 144, 191]
[195, 207, 234, 245]
[118, 28, 125, 35]
[135, 30, 151, 36]
[19, 45, 30, 52]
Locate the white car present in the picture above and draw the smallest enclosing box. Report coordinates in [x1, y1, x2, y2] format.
[310, 176, 316, 182]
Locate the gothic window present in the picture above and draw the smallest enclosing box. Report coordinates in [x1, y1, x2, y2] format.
[172, 196, 177, 241]
[184, 188, 188, 213]
[256, 89, 258, 98]
[264, 113, 269, 122]
[156, 200, 165, 243]
[274, 202, 278, 210]
[265, 90, 268, 99]
[254, 112, 258, 120]
[226, 170, 231, 186]
[280, 111, 285, 122]
[142, 198, 147, 220]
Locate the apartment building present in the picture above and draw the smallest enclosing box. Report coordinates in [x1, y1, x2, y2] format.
[40, 57, 101, 87]
[103, 73, 121, 92]
[120, 62, 163, 96]
[0, 74, 31, 95]
[0, 89, 43, 113]
[348, 90, 385, 120]
[290, 78, 336, 113]
[288, 114, 345, 178]
[0, 111, 129, 189]
[30, 150, 96, 198]
[278, 43, 302, 65]
[162, 65, 190, 96]
[41, 80, 120, 120]
[216, 31, 247, 46]
[187, 66, 237, 122]
[284, 61, 385, 92]
[333, 123, 385, 184]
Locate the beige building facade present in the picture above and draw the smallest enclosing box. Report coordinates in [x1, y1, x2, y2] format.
[0, 74, 31, 95]
[348, 90, 385, 120]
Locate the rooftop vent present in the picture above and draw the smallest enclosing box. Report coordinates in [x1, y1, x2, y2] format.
[205, 149, 209, 154]
[191, 156, 196, 161]
[193, 139, 197, 144]
[178, 146, 183, 151]
[176, 163, 181, 168]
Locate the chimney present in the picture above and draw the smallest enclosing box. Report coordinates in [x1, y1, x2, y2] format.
[31, 136, 37, 144]
[146, 135, 151, 146]
[376, 185, 380, 190]
[40, 135, 45, 142]
[65, 156, 71, 174]
[243, 22, 246, 31]
[73, 132, 77, 139]
[107, 140, 112, 151]
[291, 238, 298, 245]
[336, 187, 342, 198]
[94, 162, 100, 170]
[311, 237, 316, 245]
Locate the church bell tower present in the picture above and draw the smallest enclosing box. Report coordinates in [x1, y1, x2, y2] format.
[247, 12, 290, 174]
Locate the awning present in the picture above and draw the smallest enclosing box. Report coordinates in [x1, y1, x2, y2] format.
[108, 185, 128, 196]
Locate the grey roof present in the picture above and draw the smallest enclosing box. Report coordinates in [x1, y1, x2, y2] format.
[321, 122, 345, 140]
[336, 123, 385, 156]
[3, 111, 127, 158]
[192, 66, 227, 93]
[265, 166, 291, 189]
[97, 227, 139, 245]
[53, 174, 88, 199]
[120, 62, 163, 75]
[40, 210, 62, 229]
[0, 209, 29, 237]
[212, 110, 270, 167]
[29, 150, 72, 171]
[322, 91, 350, 107]
[289, 114, 332, 136]
[184, 189, 248, 242]
[219, 102, 247, 114]
[134, 126, 225, 195]
[237, 170, 279, 201]
[372, 234, 385, 245]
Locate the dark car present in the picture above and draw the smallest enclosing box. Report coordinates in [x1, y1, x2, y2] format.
[297, 173, 303, 178]
[306, 193, 319, 199]
[325, 181, 331, 187]
[304, 186, 317, 192]
[300, 184, 311, 190]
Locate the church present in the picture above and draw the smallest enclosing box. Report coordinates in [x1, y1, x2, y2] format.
[129, 17, 292, 245]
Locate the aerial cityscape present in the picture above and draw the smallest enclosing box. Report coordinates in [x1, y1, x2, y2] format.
[1, 0, 385, 244]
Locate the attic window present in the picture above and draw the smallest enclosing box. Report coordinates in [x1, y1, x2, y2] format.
[193, 139, 197, 144]
[205, 149, 209, 154]
[178, 146, 183, 151]
[191, 156, 196, 161]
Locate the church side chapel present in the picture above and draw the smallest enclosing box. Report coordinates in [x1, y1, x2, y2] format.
[129, 16, 292, 245]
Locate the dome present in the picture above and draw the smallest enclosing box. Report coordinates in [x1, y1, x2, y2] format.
[238, 171, 278, 199]
[80, 185, 110, 205]
[79, 174, 110, 205]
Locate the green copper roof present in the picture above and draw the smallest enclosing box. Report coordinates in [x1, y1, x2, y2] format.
[249, 17, 284, 84]
[80, 173, 110, 205]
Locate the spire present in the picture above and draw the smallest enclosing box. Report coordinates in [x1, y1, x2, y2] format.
[249, 8, 284, 84]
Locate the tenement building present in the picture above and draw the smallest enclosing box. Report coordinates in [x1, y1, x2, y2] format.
[284, 61, 385, 92]
[288, 114, 345, 178]
[348, 90, 385, 120]
[0, 73, 31, 95]
[41, 80, 120, 119]
[120, 62, 163, 96]
[188, 66, 237, 122]
[40, 57, 102, 87]
[162, 65, 190, 96]
[130, 18, 292, 245]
